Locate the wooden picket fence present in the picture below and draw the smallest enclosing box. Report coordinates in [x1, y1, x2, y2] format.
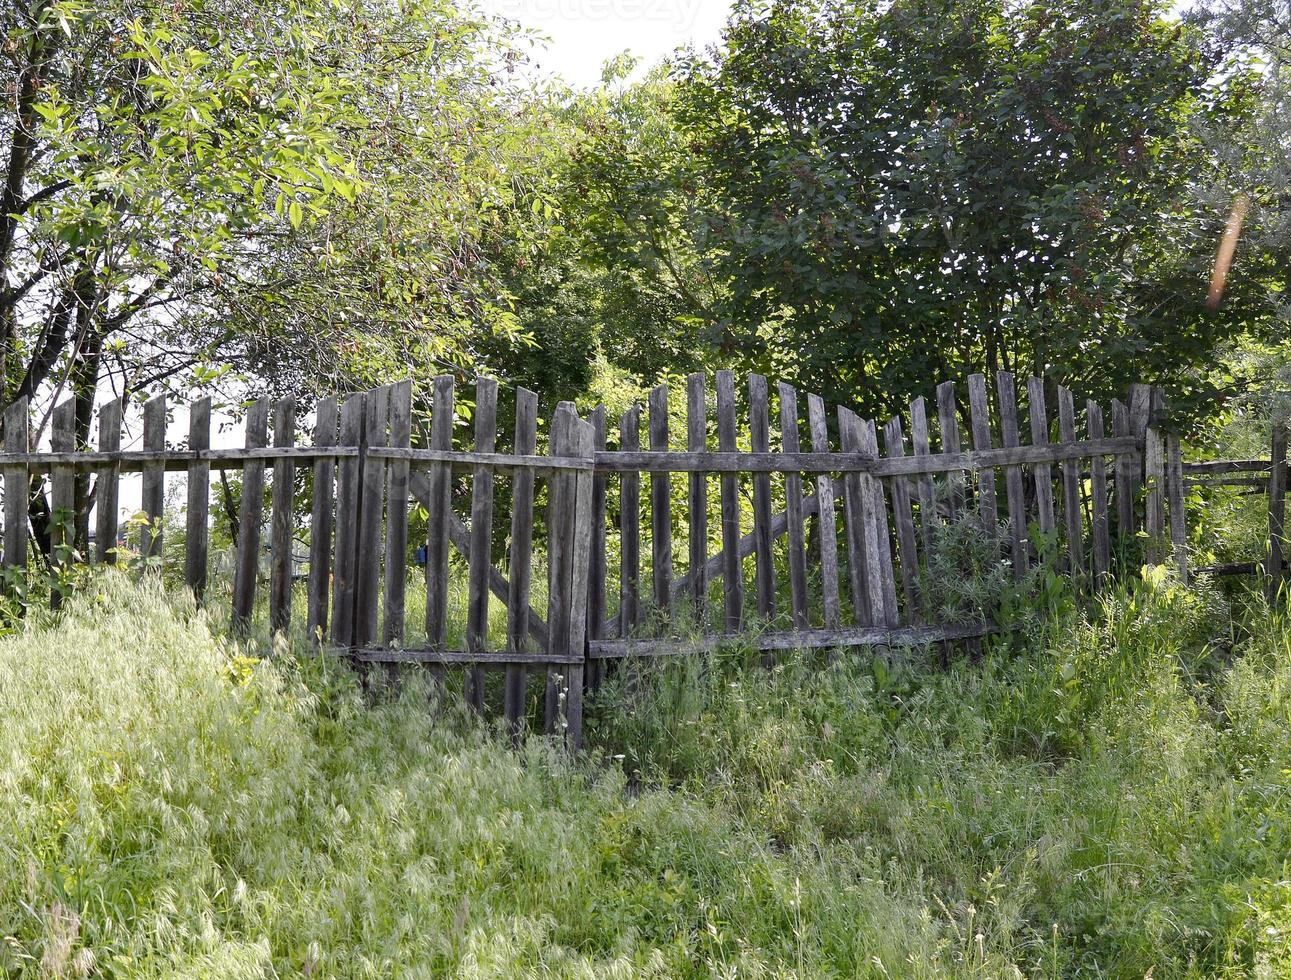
[0, 370, 1197, 748]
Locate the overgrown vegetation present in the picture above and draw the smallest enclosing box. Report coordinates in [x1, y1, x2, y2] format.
[1, 569, 1289, 977]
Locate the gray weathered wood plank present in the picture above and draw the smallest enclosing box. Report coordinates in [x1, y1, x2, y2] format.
[967, 374, 998, 536]
[586, 403, 608, 692]
[686, 373, 708, 626]
[1269, 423, 1288, 601]
[1088, 400, 1112, 584]
[619, 403, 641, 636]
[140, 394, 166, 562]
[354, 386, 390, 650]
[1027, 376, 1056, 543]
[909, 396, 937, 554]
[186, 397, 212, 601]
[307, 396, 338, 641]
[1056, 387, 1083, 577]
[807, 395, 842, 631]
[716, 370, 743, 631]
[545, 404, 576, 734]
[232, 397, 269, 631]
[50, 399, 75, 608]
[382, 381, 413, 648]
[748, 374, 776, 633]
[648, 383, 672, 621]
[505, 387, 539, 738]
[883, 416, 921, 620]
[859, 416, 900, 626]
[996, 371, 1028, 577]
[331, 393, 366, 647]
[270, 397, 297, 632]
[466, 378, 498, 711]
[778, 382, 810, 629]
[94, 399, 121, 564]
[424, 377, 454, 660]
[2, 397, 26, 585]
[1167, 431, 1188, 584]
[563, 417, 597, 750]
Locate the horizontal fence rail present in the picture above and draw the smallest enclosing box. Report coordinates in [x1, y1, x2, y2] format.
[0, 368, 1248, 748]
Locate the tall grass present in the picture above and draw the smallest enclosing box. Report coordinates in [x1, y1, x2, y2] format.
[3, 570, 1291, 976]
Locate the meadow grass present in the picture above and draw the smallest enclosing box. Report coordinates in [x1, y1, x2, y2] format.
[3, 570, 1291, 976]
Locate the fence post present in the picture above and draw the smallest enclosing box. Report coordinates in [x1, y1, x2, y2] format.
[1269, 421, 1288, 602]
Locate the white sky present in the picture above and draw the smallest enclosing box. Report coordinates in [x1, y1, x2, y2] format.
[481, 0, 734, 87]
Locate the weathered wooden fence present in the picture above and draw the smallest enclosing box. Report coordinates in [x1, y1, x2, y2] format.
[0, 370, 1213, 747]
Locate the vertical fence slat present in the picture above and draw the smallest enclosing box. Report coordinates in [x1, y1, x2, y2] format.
[1112, 399, 1132, 536]
[354, 386, 389, 651]
[686, 373, 708, 626]
[749, 374, 776, 634]
[778, 382, 810, 630]
[141, 394, 166, 562]
[505, 388, 539, 738]
[1167, 431, 1188, 584]
[996, 372, 1028, 576]
[882, 416, 921, 619]
[1127, 383, 1152, 536]
[186, 396, 212, 601]
[94, 399, 121, 565]
[860, 417, 900, 627]
[233, 396, 269, 631]
[563, 417, 596, 751]
[466, 378, 498, 712]
[1056, 387, 1083, 577]
[619, 403, 641, 636]
[1026, 376, 1056, 545]
[910, 396, 937, 554]
[1088, 400, 1111, 584]
[307, 396, 338, 641]
[1269, 422, 1288, 601]
[838, 407, 871, 625]
[587, 404, 608, 692]
[2, 397, 26, 591]
[1144, 421, 1166, 564]
[382, 381, 412, 648]
[424, 377, 454, 663]
[967, 374, 998, 536]
[331, 393, 366, 648]
[270, 397, 296, 633]
[716, 370, 743, 631]
[50, 399, 75, 608]
[546, 404, 576, 734]
[807, 394, 841, 632]
[936, 382, 965, 518]
[649, 383, 672, 622]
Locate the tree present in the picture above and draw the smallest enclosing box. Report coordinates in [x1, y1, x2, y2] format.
[572, 0, 1269, 419]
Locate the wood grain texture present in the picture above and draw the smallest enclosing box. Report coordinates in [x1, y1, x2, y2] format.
[49, 399, 75, 609]
[883, 416, 921, 620]
[331, 393, 366, 647]
[505, 387, 539, 738]
[967, 374, 998, 536]
[586, 403, 608, 692]
[716, 370, 743, 631]
[996, 372, 1028, 577]
[909, 396, 937, 554]
[424, 377, 455, 659]
[686, 373, 709, 626]
[1056, 387, 1082, 577]
[466, 378, 498, 712]
[748, 374, 776, 633]
[354, 386, 390, 650]
[648, 383, 672, 620]
[778, 383, 810, 629]
[936, 381, 966, 517]
[186, 397, 212, 600]
[94, 399, 121, 564]
[618, 403, 641, 636]
[307, 396, 338, 641]
[1088, 401, 1112, 584]
[382, 381, 413, 647]
[141, 394, 166, 562]
[1167, 431, 1188, 583]
[1026, 377, 1056, 540]
[808, 395, 842, 631]
[1269, 423, 1287, 602]
[232, 397, 269, 631]
[270, 397, 297, 632]
[2, 397, 26, 583]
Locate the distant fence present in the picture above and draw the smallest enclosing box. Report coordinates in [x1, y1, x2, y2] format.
[0, 369, 1246, 748]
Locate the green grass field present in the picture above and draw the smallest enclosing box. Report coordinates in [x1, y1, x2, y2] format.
[3, 569, 1291, 977]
